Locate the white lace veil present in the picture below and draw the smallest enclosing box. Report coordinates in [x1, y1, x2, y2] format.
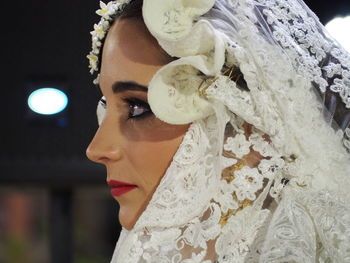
[92, 0, 350, 262]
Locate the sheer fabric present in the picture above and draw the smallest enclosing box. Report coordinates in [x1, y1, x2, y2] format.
[93, 0, 350, 262]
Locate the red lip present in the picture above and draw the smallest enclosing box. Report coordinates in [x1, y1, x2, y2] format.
[107, 180, 137, 197]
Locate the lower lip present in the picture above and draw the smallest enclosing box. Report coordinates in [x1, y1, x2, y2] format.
[110, 186, 137, 196]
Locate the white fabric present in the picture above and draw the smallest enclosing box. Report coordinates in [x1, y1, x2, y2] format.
[93, 0, 350, 262]
[147, 21, 226, 124]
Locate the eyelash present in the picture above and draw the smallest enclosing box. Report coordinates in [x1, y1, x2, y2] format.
[123, 98, 152, 119]
[99, 97, 152, 120]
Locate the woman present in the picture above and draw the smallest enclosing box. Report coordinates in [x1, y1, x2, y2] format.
[86, 0, 350, 262]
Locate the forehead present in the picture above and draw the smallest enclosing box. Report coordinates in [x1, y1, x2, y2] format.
[99, 18, 172, 89]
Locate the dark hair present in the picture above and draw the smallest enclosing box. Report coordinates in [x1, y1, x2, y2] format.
[118, 0, 143, 19]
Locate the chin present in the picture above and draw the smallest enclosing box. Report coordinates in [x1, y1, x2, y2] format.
[118, 207, 138, 230]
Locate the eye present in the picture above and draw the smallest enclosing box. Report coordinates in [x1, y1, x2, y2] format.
[97, 96, 107, 126]
[124, 98, 152, 119]
[100, 97, 106, 105]
[99, 97, 107, 108]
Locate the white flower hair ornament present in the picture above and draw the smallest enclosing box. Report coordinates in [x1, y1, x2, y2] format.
[141, 0, 350, 188]
[88, 0, 232, 125]
[87, 0, 131, 84]
[146, 21, 228, 124]
[143, 0, 232, 124]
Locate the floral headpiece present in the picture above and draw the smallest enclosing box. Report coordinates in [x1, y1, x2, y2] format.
[87, 0, 132, 84]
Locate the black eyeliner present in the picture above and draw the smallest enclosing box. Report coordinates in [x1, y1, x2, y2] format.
[100, 98, 107, 105]
[123, 97, 153, 119]
[123, 97, 149, 107]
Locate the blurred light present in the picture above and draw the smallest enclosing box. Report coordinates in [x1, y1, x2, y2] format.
[325, 16, 350, 52]
[28, 88, 68, 115]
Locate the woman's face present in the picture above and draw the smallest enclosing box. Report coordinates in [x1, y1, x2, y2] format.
[86, 18, 190, 230]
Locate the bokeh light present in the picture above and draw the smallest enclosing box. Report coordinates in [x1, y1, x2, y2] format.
[28, 88, 68, 115]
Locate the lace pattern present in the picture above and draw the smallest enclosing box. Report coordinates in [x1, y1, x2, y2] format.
[104, 0, 350, 262]
[113, 110, 286, 262]
[110, 108, 350, 262]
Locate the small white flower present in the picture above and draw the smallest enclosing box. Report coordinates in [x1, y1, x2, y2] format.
[87, 53, 98, 63]
[92, 38, 102, 50]
[88, 0, 132, 77]
[87, 53, 98, 74]
[92, 46, 99, 55]
[96, 1, 109, 17]
[93, 74, 100, 85]
[101, 19, 110, 30]
[91, 23, 106, 39]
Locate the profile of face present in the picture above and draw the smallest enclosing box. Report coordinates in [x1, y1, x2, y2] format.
[86, 17, 190, 230]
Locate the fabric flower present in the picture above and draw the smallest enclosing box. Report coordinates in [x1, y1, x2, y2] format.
[232, 167, 263, 201]
[214, 180, 240, 213]
[224, 134, 251, 159]
[143, 0, 215, 41]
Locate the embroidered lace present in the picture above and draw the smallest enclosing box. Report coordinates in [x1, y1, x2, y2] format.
[92, 0, 350, 262]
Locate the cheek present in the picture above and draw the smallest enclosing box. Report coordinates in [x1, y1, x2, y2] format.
[118, 118, 190, 190]
[126, 136, 184, 187]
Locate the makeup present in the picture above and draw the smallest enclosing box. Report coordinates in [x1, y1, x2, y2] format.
[123, 97, 152, 119]
[107, 180, 137, 196]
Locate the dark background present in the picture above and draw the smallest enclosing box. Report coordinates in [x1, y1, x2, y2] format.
[0, 1, 349, 263]
[2, 0, 350, 168]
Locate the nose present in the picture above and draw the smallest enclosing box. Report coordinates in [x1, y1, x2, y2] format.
[86, 122, 123, 165]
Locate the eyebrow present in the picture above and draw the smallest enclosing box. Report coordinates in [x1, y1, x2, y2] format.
[112, 81, 148, 93]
